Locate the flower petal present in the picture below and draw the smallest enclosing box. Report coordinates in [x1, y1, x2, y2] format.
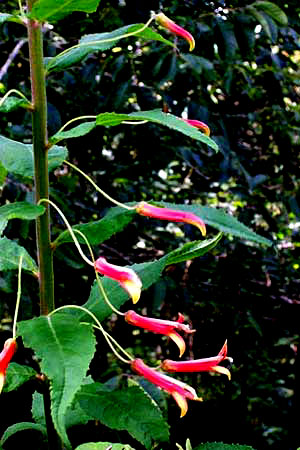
[156, 12, 195, 51]
[168, 331, 186, 358]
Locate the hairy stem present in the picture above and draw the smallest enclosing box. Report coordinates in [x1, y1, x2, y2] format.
[27, 1, 55, 315]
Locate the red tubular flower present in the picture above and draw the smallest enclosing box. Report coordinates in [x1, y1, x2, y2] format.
[161, 341, 232, 380]
[125, 311, 195, 357]
[181, 119, 211, 136]
[155, 12, 195, 51]
[94, 257, 142, 304]
[0, 338, 17, 394]
[131, 358, 202, 417]
[136, 202, 206, 236]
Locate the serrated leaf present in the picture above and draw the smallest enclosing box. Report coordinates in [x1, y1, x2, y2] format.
[194, 443, 255, 450]
[50, 110, 218, 151]
[157, 202, 272, 246]
[166, 232, 223, 265]
[53, 206, 136, 247]
[253, 1, 288, 26]
[3, 363, 37, 392]
[0, 202, 45, 236]
[30, 0, 102, 22]
[0, 135, 68, 178]
[0, 423, 46, 447]
[49, 122, 96, 145]
[0, 237, 38, 274]
[76, 383, 169, 449]
[46, 24, 173, 73]
[0, 97, 31, 113]
[75, 443, 136, 450]
[18, 314, 96, 448]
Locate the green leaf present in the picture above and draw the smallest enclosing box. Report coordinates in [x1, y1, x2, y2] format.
[0, 13, 22, 25]
[18, 314, 96, 448]
[0, 97, 31, 113]
[157, 202, 272, 247]
[79, 234, 221, 322]
[0, 135, 68, 177]
[0, 237, 38, 274]
[3, 363, 37, 392]
[53, 206, 136, 247]
[246, 6, 274, 41]
[194, 443, 255, 450]
[30, 0, 102, 22]
[76, 383, 169, 449]
[50, 110, 218, 151]
[49, 122, 96, 145]
[0, 161, 7, 187]
[32, 392, 46, 427]
[166, 232, 223, 265]
[0, 202, 45, 237]
[216, 18, 239, 60]
[0, 423, 46, 447]
[75, 443, 136, 450]
[253, 1, 288, 26]
[46, 24, 173, 73]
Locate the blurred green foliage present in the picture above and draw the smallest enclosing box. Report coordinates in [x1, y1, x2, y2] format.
[0, 0, 299, 449]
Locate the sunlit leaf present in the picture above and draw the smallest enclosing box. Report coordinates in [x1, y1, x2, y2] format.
[0, 237, 38, 274]
[18, 314, 96, 448]
[30, 0, 102, 22]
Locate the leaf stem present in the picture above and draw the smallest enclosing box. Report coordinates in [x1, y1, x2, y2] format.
[54, 115, 97, 135]
[50, 305, 132, 363]
[64, 160, 136, 210]
[46, 15, 155, 73]
[0, 88, 32, 108]
[12, 255, 23, 339]
[39, 199, 94, 267]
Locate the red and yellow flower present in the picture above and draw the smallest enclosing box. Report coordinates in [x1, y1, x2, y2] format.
[155, 12, 195, 51]
[0, 338, 17, 394]
[181, 118, 210, 136]
[136, 202, 206, 236]
[161, 341, 232, 379]
[131, 358, 202, 417]
[125, 310, 195, 357]
[94, 257, 142, 304]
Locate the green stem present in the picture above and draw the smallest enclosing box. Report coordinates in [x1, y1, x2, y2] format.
[27, 2, 54, 315]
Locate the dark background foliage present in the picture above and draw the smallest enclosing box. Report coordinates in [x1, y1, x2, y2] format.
[0, 0, 299, 449]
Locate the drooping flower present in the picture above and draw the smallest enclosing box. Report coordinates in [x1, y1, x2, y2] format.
[131, 358, 202, 417]
[0, 338, 17, 394]
[181, 118, 211, 136]
[155, 12, 195, 51]
[125, 311, 195, 357]
[94, 257, 142, 304]
[136, 202, 206, 236]
[161, 341, 232, 380]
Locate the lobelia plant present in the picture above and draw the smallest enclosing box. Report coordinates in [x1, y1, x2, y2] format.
[0, 1, 272, 449]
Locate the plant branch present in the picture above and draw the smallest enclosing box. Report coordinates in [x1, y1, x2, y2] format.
[27, 0, 54, 316]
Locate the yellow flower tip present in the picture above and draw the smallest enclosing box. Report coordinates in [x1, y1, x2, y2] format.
[122, 280, 142, 304]
[169, 331, 186, 358]
[172, 391, 188, 418]
[212, 365, 231, 380]
[0, 373, 4, 395]
[188, 36, 195, 52]
[189, 220, 206, 237]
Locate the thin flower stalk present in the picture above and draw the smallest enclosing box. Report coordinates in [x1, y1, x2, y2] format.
[136, 202, 206, 236]
[162, 341, 232, 380]
[131, 358, 202, 417]
[125, 310, 195, 357]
